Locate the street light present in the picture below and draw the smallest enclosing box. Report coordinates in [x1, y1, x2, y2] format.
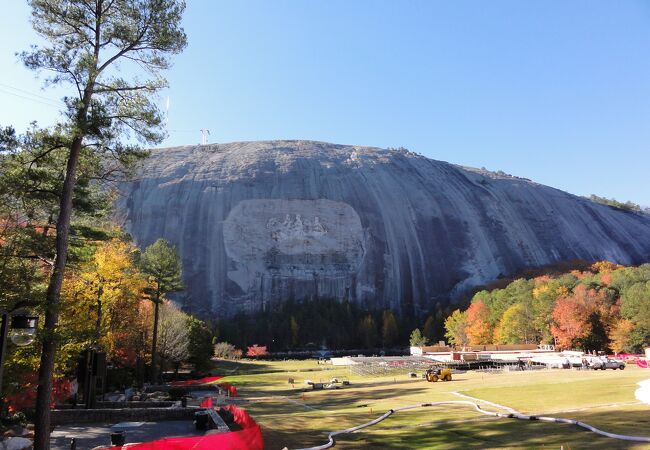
[9, 315, 38, 346]
[0, 302, 39, 396]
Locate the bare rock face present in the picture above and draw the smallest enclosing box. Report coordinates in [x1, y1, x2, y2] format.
[117, 140, 650, 317]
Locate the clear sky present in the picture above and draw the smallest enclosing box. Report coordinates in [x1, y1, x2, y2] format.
[1, 1, 649, 205]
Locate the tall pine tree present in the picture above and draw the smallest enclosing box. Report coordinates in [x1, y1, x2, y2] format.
[18, 2, 187, 445]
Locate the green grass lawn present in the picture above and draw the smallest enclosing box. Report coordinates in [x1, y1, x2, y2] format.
[212, 359, 650, 449]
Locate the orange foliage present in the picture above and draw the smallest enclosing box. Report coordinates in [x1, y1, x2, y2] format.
[610, 319, 635, 353]
[533, 275, 553, 286]
[570, 270, 589, 279]
[600, 273, 612, 285]
[246, 344, 269, 357]
[550, 285, 617, 349]
[465, 301, 493, 345]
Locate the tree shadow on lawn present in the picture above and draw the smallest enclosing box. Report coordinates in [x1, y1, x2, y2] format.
[210, 358, 278, 375]
[248, 385, 433, 416]
[336, 408, 650, 449]
[242, 377, 433, 397]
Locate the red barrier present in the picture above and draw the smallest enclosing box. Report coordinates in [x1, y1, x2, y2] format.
[219, 382, 238, 397]
[638, 359, 649, 369]
[99, 405, 263, 450]
[169, 376, 223, 386]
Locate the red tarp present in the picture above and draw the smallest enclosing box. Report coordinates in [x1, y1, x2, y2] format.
[100, 405, 263, 450]
[169, 376, 223, 386]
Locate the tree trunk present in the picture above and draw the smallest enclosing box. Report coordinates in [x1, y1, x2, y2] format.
[33, 135, 83, 450]
[95, 287, 103, 343]
[151, 299, 160, 384]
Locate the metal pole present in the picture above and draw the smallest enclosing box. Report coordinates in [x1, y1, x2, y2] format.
[0, 313, 9, 397]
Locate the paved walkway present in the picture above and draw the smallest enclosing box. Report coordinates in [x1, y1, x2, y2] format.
[50, 420, 202, 449]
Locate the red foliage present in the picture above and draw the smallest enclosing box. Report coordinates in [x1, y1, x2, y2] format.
[3, 375, 75, 413]
[246, 344, 268, 357]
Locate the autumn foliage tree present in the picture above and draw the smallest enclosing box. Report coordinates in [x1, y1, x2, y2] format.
[444, 310, 468, 346]
[443, 260, 650, 352]
[609, 319, 635, 353]
[550, 285, 617, 351]
[465, 301, 493, 345]
[246, 344, 269, 357]
[59, 239, 147, 367]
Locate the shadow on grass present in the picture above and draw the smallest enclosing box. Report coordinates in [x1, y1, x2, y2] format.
[210, 358, 277, 376]
[248, 385, 433, 416]
[325, 407, 650, 449]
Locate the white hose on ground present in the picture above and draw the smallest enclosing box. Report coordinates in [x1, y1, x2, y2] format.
[291, 399, 650, 450]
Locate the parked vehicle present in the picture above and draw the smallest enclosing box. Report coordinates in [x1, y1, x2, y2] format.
[590, 357, 625, 370]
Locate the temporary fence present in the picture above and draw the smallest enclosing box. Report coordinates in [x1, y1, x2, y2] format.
[169, 376, 223, 386]
[98, 405, 263, 450]
[169, 375, 236, 397]
[348, 357, 433, 377]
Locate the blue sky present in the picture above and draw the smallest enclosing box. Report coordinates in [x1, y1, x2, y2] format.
[1, 1, 649, 204]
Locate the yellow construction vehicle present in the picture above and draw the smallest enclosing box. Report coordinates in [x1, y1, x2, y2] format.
[424, 367, 452, 382]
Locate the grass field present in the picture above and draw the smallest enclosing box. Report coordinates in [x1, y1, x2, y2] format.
[212, 359, 650, 449]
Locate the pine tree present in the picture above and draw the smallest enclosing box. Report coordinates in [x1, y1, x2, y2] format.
[381, 310, 399, 348]
[359, 315, 378, 349]
[409, 328, 427, 347]
[290, 316, 300, 349]
[20, 2, 187, 445]
[422, 315, 436, 343]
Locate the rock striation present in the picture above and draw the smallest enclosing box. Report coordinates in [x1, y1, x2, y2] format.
[117, 140, 650, 318]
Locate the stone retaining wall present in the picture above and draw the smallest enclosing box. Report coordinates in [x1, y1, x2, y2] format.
[56, 401, 175, 409]
[51, 407, 197, 426]
[144, 384, 219, 393]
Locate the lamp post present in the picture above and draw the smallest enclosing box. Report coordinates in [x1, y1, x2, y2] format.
[0, 302, 39, 396]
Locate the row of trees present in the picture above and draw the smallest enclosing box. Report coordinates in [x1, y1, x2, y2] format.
[444, 261, 650, 353]
[588, 195, 646, 213]
[218, 297, 452, 351]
